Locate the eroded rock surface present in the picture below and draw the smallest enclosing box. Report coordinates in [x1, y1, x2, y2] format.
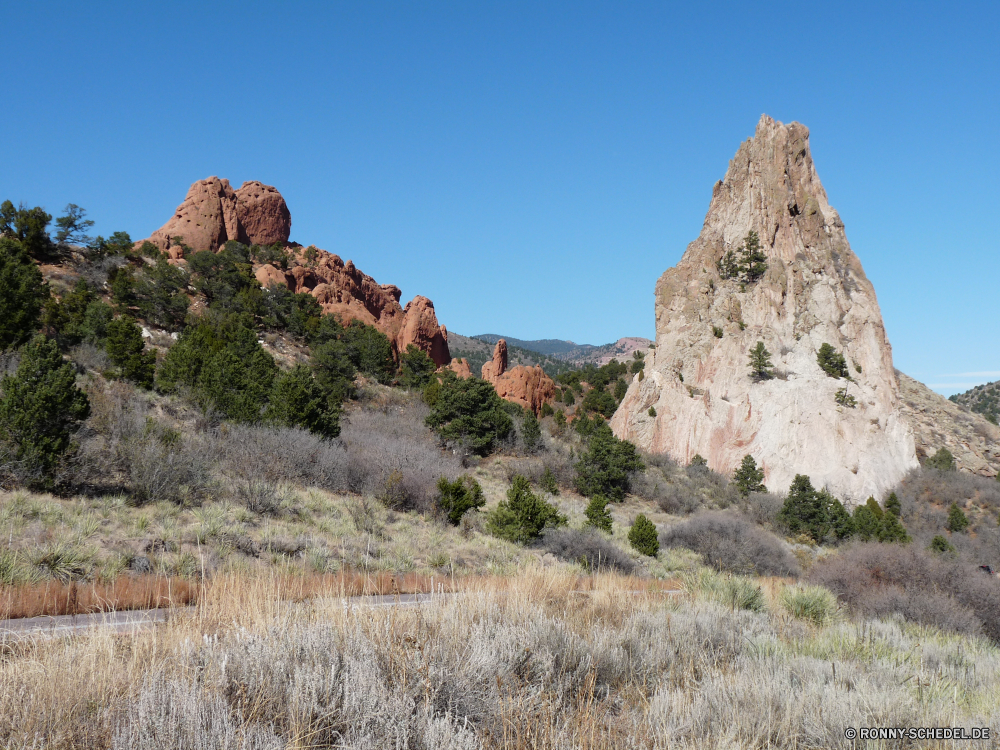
[481, 340, 508, 381]
[611, 115, 917, 503]
[481, 339, 555, 414]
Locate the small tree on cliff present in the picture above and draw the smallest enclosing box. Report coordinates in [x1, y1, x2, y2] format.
[739, 230, 767, 283]
[748, 341, 773, 381]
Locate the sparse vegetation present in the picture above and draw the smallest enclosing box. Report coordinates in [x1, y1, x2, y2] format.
[747, 340, 773, 380]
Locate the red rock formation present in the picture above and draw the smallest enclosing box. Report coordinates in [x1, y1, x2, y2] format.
[139, 177, 291, 259]
[443, 358, 473, 379]
[235, 181, 291, 246]
[493, 366, 556, 415]
[480, 339, 554, 414]
[481, 340, 508, 381]
[140, 178, 451, 366]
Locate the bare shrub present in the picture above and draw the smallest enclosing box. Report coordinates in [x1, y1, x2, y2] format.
[660, 511, 800, 577]
[743, 491, 783, 527]
[67, 342, 111, 374]
[809, 542, 1000, 640]
[539, 528, 637, 574]
[113, 678, 283, 750]
[634, 472, 700, 514]
[338, 402, 462, 513]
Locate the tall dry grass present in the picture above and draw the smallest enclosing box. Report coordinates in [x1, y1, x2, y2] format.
[0, 569, 997, 749]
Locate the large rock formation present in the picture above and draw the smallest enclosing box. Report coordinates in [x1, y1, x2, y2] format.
[140, 177, 291, 258]
[481, 339, 556, 415]
[142, 177, 450, 365]
[611, 115, 918, 503]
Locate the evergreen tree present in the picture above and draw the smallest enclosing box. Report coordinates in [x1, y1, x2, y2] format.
[928, 535, 955, 554]
[486, 474, 566, 543]
[520, 409, 541, 452]
[574, 423, 645, 500]
[926, 447, 956, 472]
[0, 238, 48, 350]
[425, 372, 513, 455]
[816, 343, 849, 378]
[716, 248, 740, 279]
[628, 514, 659, 556]
[264, 364, 341, 438]
[878, 511, 911, 543]
[0, 335, 90, 486]
[0, 201, 54, 259]
[584, 494, 613, 533]
[825, 493, 856, 540]
[399, 344, 436, 388]
[733, 454, 766, 496]
[748, 341, 773, 380]
[738, 230, 767, 282]
[436, 475, 486, 525]
[852, 499, 882, 541]
[540, 466, 559, 495]
[884, 492, 901, 518]
[947, 502, 970, 533]
[778, 475, 830, 542]
[105, 316, 156, 388]
[54, 204, 94, 246]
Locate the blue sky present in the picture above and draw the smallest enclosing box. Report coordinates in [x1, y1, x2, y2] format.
[2, 1, 997, 395]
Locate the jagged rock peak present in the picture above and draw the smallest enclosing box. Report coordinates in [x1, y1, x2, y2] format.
[611, 115, 917, 503]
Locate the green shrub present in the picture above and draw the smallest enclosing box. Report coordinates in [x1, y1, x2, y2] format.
[648, 406, 656, 417]
[946, 502, 970, 533]
[926, 447, 956, 471]
[748, 341, 773, 380]
[817, 343, 848, 378]
[712, 325, 723, 338]
[0, 238, 48, 350]
[520, 409, 541, 452]
[628, 514, 659, 556]
[540, 402, 554, 418]
[778, 475, 857, 543]
[779, 584, 839, 626]
[884, 492, 901, 517]
[574, 423, 644, 500]
[436, 475, 486, 525]
[852, 496, 909, 543]
[581, 387, 617, 418]
[264, 364, 341, 437]
[584, 495, 613, 533]
[834, 386, 857, 407]
[105, 316, 156, 388]
[687, 569, 766, 612]
[399, 344, 436, 388]
[928, 534, 956, 554]
[425, 373, 513, 456]
[562, 389, 575, 406]
[0, 335, 90, 486]
[613, 379, 627, 402]
[486, 474, 566, 544]
[733, 454, 765, 497]
[540, 466, 559, 495]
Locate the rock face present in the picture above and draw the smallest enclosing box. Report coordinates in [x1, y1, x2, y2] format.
[140, 177, 291, 258]
[481, 340, 555, 415]
[444, 358, 473, 379]
[611, 115, 917, 503]
[142, 177, 450, 365]
[896, 371, 1000, 477]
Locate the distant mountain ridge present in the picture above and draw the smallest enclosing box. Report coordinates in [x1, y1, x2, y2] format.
[473, 334, 653, 366]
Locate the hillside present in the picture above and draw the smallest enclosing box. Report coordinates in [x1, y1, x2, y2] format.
[950, 379, 1000, 425]
[448, 332, 580, 378]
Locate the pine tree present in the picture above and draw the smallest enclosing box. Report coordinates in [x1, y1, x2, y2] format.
[926, 447, 956, 471]
[748, 341, 773, 380]
[0, 335, 90, 486]
[105, 316, 155, 388]
[884, 492, 901, 518]
[486, 475, 566, 544]
[716, 249, 740, 279]
[946, 502, 970, 533]
[778, 475, 829, 541]
[733, 454, 766, 496]
[436, 475, 486, 525]
[584, 495, 613, 533]
[264, 364, 341, 438]
[825, 493, 855, 540]
[628, 514, 659, 556]
[817, 343, 849, 378]
[0, 238, 48, 350]
[738, 230, 767, 282]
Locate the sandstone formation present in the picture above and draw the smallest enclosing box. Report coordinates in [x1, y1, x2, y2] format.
[142, 177, 450, 365]
[444, 358, 473, 379]
[481, 339, 508, 381]
[896, 371, 1000, 477]
[481, 339, 556, 415]
[611, 115, 918, 503]
[140, 177, 292, 258]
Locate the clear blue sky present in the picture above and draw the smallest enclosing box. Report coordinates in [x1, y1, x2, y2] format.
[2, 2, 997, 395]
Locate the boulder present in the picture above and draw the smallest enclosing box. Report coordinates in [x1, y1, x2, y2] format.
[234, 181, 291, 246]
[254, 263, 290, 290]
[611, 115, 918, 503]
[444, 358, 473, 379]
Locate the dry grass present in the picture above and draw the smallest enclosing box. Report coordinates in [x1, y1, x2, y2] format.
[0, 569, 997, 749]
[0, 575, 196, 619]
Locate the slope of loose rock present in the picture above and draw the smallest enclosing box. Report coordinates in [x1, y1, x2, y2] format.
[897, 371, 1000, 477]
[612, 115, 917, 503]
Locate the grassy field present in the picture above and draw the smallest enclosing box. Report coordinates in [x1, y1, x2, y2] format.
[1, 569, 997, 749]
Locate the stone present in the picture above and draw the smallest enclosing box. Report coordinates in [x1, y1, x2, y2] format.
[398, 297, 451, 366]
[234, 181, 291, 246]
[493, 365, 557, 415]
[896, 371, 1000, 477]
[139, 177, 290, 259]
[611, 115, 918, 503]
[254, 263, 290, 290]
[444, 358, 473, 379]
[481, 339, 508, 381]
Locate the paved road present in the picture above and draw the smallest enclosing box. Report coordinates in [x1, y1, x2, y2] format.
[0, 592, 442, 638]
